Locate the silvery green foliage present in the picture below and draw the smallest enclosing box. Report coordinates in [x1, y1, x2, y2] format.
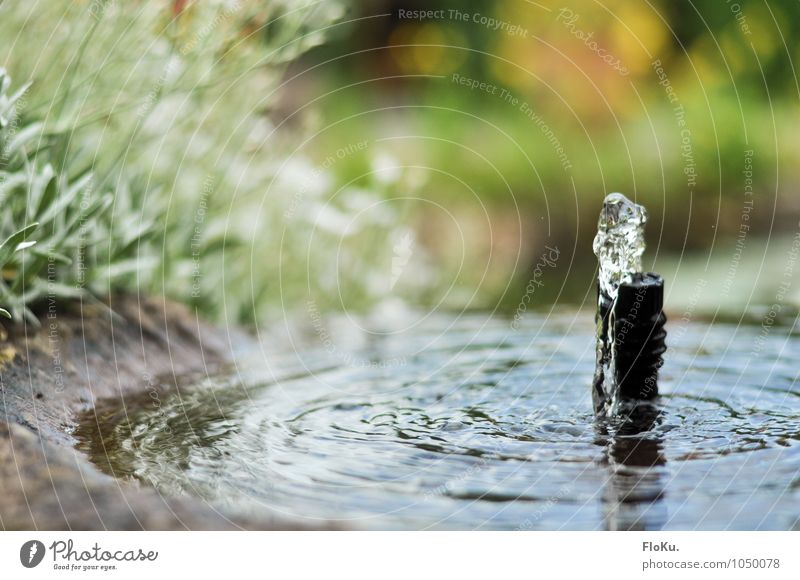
[0, 2, 430, 325]
[0, 69, 155, 323]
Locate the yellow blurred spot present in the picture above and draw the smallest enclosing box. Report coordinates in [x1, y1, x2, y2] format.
[686, 36, 722, 89]
[611, 3, 668, 75]
[489, 35, 538, 91]
[720, 30, 747, 75]
[0, 345, 15, 370]
[389, 23, 466, 75]
[745, 5, 781, 60]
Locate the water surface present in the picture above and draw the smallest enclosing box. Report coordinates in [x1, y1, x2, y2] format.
[77, 313, 800, 530]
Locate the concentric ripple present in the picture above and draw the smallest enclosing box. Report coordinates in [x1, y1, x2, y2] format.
[76, 313, 800, 530]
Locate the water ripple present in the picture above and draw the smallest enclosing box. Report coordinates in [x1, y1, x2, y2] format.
[76, 314, 800, 530]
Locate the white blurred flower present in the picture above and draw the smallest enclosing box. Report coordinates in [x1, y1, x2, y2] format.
[390, 230, 414, 290]
[371, 151, 402, 185]
[306, 201, 359, 236]
[277, 157, 332, 198]
[245, 117, 276, 149]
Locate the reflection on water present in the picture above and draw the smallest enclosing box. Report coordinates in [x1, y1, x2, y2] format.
[76, 313, 800, 530]
[598, 405, 666, 530]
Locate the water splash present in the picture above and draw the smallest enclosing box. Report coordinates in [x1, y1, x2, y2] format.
[592, 193, 647, 300]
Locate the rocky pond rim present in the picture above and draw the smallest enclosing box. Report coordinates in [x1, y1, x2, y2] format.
[1, 294, 232, 444]
[0, 293, 328, 530]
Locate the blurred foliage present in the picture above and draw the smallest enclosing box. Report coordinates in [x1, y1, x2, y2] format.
[0, 69, 121, 323]
[290, 0, 800, 309]
[1, 0, 797, 323]
[0, 0, 382, 323]
[310, 0, 799, 214]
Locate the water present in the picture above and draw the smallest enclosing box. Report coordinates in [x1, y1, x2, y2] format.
[593, 192, 647, 299]
[76, 313, 800, 530]
[591, 192, 666, 415]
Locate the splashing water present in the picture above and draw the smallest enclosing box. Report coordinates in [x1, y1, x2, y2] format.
[592, 193, 647, 300]
[591, 193, 660, 415]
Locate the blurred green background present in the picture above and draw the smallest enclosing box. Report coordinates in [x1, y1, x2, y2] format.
[290, 0, 800, 316]
[1, 0, 798, 325]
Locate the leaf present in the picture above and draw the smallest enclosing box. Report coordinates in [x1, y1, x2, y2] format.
[14, 240, 36, 251]
[0, 172, 28, 198]
[34, 171, 59, 219]
[7, 80, 32, 108]
[40, 280, 84, 299]
[31, 248, 72, 264]
[95, 256, 159, 281]
[27, 164, 55, 220]
[4, 122, 42, 158]
[0, 80, 32, 119]
[0, 223, 38, 271]
[201, 235, 245, 255]
[60, 192, 111, 236]
[113, 220, 158, 259]
[0, 222, 38, 253]
[63, 172, 94, 205]
[37, 173, 88, 224]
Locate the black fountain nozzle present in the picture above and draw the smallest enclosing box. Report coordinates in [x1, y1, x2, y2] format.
[593, 272, 667, 415]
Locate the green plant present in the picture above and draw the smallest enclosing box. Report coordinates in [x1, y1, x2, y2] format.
[0, 68, 157, 323]
[0, 2, 377, 325]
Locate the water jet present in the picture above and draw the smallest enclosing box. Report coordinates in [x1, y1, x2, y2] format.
[592, 193, 667, 415]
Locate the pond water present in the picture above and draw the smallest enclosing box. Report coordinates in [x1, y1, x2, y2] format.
[76, 313, 800, 530]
